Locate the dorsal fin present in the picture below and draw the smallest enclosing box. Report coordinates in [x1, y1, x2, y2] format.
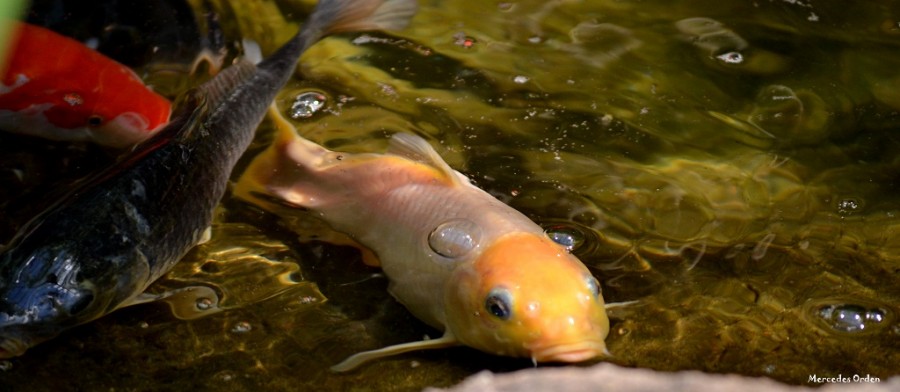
[387, 133, 466, 186]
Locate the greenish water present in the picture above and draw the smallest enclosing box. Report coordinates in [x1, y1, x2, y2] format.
[2, 0, 900, 390]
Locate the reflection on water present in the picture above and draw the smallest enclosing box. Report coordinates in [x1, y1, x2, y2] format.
[2, 0, 900, 390]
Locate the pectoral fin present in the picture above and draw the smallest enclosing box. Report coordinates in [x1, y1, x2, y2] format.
[119, 285, 223, 320]
[197, 226, 213, 245]
[330, 332, 459, 372]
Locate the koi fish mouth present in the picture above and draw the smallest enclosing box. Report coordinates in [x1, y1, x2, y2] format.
[530, 340, 609, 363]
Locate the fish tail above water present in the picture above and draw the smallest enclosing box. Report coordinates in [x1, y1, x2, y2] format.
[297, 0, 418, 52]
[195, 0, 418, 163]
[261, 0, 418, 82]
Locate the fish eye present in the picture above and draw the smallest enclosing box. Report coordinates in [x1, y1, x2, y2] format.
[586, 275, 602, 298]
[87, 115, 104, 127]
[485, 288, 513, 320]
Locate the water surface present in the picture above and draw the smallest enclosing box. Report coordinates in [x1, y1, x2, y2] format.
[2, 0, 899, 390]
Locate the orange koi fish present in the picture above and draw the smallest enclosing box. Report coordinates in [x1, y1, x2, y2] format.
[0, 22, 171, 147]
[236, 105, 611, 371]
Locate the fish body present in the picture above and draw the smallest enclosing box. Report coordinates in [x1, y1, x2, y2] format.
[0, 21, 172, 148]
[237, 106, 610, 371]
[0, 0, 416, 358]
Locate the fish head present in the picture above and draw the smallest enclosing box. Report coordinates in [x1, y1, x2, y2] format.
[36, 83, 172, 148]
[0, 285, 97, 358]
[1, 22, 172, 148]
[444, 232, 610, 363]
[0, 251, 104, 358]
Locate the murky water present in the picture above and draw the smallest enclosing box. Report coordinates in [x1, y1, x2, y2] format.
[2, 0, 900, 390]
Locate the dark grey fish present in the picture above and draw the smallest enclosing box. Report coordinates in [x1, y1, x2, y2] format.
[0, 0, 417, 358]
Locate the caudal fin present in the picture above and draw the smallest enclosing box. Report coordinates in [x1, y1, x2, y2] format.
[297, 0, 418, 51]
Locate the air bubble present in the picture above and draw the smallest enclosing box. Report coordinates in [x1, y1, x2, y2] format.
[428, 219, 482, 259]
[544, 225, 585, 251]
[816, 304, 888, 334]
[290, 92, 327, 119]
[836, 198, 862, 215]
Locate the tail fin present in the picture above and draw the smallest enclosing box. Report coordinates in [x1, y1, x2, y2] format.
[297, 0, 418, 51]
[257, 0, 417, 92]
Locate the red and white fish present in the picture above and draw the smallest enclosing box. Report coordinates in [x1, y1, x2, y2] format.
[0, 21, 171, 147]
[236, 103, 611, 371]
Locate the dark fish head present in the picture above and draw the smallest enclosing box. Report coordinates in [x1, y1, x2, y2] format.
[0, 249, 106, 358]
[0, 286, 96, 358]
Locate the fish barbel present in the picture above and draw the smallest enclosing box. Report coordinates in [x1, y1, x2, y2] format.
[236, 105, 611, 371]
[0, 0, 417, 358]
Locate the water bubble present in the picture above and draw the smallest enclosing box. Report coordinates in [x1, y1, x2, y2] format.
[544, 225, 585, 252]
[290, 92, 327, 119]
[0, 360, 12, 371]
[231, 321, 252, 334]
[716, 51, 744, 64]
[428, 219, 482, 259]
[676, 17, 748, 62]
[836, 198, 862, 215]
[513, 75, 530, 84]
[817, 304, 888, 334]
[196, 297, 214, 310]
